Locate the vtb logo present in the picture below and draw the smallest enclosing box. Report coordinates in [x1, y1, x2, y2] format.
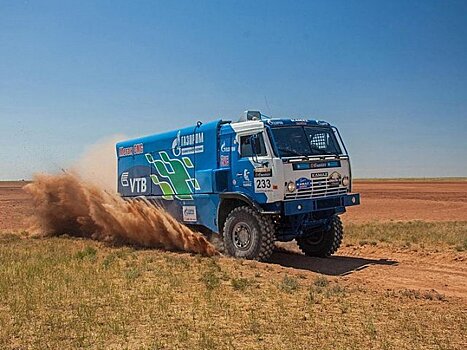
[121, 172, 147, 193]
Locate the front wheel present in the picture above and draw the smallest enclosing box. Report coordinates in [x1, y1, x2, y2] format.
[296, 215, 343, 257]
[223, 206, 275, 261]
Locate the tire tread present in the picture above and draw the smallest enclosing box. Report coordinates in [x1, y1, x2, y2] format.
[223, 206, 276, 261]
[297, 215, 343, 257]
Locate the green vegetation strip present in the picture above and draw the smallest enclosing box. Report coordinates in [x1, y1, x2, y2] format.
[344, 221, 467, 251]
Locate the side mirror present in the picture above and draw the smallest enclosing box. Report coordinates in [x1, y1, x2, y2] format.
[249, 134, 261, 155]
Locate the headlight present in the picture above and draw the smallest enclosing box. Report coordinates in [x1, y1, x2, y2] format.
[287, 181, 296, 192]
[342, 176, 350, 187]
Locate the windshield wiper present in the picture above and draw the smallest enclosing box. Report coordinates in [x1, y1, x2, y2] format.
[277, 147, 303, 157]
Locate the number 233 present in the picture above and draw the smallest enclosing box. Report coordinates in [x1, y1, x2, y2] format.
[255, 179, 271, 189]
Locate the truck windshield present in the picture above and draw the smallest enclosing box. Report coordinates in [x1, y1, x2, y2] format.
[270, 126, 342, 157]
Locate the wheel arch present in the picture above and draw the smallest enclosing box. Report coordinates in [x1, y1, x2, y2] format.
[218, 193, 262, 235]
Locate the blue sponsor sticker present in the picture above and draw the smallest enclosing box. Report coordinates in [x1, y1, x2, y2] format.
[296, 177, 312, 190]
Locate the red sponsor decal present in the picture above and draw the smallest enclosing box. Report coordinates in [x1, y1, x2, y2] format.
[119, 146, 133, 157]
[220, 155, 230, 167]
[119, 143, 144, 157]
[133, 143, 144, 155]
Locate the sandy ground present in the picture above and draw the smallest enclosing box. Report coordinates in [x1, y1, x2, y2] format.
[1, 180, 466, 300]
[345, 180, 467, 223]
[272, 244, 467, 300]
[0, 181, 32, 231]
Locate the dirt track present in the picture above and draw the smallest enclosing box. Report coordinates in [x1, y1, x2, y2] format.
[346, 180, 467, 223]
[1, 180, 466, 300]
[272, 244, 467, 299]
[0, 181, 32, 231]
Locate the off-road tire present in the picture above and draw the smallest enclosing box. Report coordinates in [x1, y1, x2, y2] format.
[223, 206, 275, 261]
[296, 215, 343, 257]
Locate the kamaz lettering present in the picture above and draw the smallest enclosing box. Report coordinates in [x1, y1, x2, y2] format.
[117, 110, 360, 261]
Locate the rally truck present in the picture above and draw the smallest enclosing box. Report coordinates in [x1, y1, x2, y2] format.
[116, 111, 360, 261]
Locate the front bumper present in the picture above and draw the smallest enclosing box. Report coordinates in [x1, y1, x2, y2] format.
[283, 193, 360, 216]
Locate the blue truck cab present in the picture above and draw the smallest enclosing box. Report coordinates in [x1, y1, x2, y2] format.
[116, 111, 360, 261]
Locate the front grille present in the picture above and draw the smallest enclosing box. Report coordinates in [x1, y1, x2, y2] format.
[285, 178, 347, 200]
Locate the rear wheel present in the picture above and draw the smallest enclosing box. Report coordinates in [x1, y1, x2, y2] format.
[223, 206, 275, 261]
[296, 215, 343, 257]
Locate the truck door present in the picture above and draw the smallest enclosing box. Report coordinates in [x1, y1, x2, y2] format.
[231, 131, 271, 198]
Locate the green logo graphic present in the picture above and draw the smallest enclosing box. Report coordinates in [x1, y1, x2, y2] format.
[145, 151, 200, 200]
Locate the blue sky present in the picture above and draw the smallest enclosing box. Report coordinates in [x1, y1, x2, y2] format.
[1, 0, 466, 179]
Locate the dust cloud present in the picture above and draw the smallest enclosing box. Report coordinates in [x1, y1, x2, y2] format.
[24, 133, 217, 256]
[72, 134, 126, 193]
[23, 173, 217, 256]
